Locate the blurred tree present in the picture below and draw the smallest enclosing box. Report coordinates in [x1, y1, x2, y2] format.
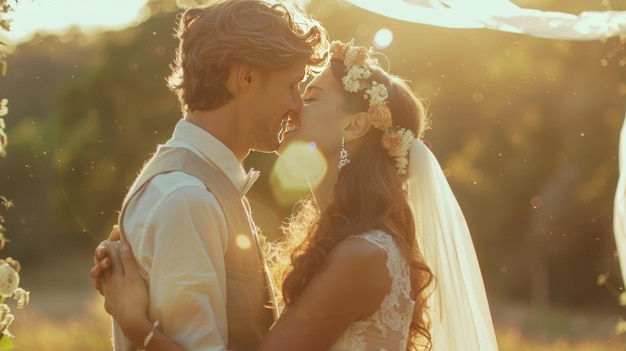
[1, 31, 103, 260]
[51, 2, 180, 239]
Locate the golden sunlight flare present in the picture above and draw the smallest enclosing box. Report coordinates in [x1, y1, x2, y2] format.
[270, 141, 327, 207]
[235, 234, 252, 250]
[7, 0, 150, 43]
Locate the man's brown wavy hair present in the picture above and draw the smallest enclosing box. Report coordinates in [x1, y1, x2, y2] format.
[167, 0, 329, 113]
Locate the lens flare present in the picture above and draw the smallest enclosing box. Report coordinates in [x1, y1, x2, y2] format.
[373, 28, 393, 49]
[270, 141, 327, 207]
[235, 234, 252, 250]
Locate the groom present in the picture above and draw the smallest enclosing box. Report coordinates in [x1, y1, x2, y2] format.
[91, 0, 328, 349]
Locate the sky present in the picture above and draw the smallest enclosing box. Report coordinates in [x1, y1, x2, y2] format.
[5, 0, 625, 45]
[4, 0, 151, 43]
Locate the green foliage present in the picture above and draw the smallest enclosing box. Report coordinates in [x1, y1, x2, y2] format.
[51, 10, 180, 237]
[0, 197, 12, 247]
[0, 337, 13, 351]
[0, 0, 17, 34]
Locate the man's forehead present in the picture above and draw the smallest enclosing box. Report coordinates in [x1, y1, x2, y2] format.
[289, 64, 307, 80]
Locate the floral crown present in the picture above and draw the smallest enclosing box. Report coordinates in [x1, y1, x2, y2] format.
[329, 40, 414, 175]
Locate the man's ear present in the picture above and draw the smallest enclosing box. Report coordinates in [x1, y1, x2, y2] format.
[344, 112, 372, 142]
[227, 63, 255, 95]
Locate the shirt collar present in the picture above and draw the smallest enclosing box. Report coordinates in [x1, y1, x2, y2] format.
[168, 120, 259, 195]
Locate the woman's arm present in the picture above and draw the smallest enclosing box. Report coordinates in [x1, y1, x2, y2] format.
[100, 240, 184, 351]
[259, 237, 392, 351]
[98, 233, 392, 351]
[91, 225, 121, 294]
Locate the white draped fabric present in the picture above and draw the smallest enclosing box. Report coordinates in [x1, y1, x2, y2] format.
[408, 140, 498, 350]
[345, 0, 626, 40]
[615, 113, 626, 289]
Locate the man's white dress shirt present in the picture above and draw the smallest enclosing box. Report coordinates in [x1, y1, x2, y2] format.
[123, 119, 253, 351]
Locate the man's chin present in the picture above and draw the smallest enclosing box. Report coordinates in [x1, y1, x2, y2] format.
[250, 141, 279, 154]
[252, 144, 279, 154]
[276, 134, 294, 155]
[275, 144, 286, 156]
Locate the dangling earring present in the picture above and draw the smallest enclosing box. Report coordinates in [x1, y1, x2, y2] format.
[338, 136, 350, 169]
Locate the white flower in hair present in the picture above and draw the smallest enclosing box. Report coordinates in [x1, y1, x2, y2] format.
[344, 45, 372, 68]
[395, 156, 409, 175]
[330, 40, 415, 175]
[365, 81, 388, 107]
[342, 77, 360, 93]
[382, 128, 415, 175]
[342, 66, 370, 92]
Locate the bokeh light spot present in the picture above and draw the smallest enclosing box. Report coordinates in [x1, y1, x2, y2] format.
[470, 168, 483, 183]
[530, 195, 543, 209]
[155, 45, 166, 56]
[235, 234, 251, 250]
[373, 28, 393, 49]
[472, 91, 484, 103]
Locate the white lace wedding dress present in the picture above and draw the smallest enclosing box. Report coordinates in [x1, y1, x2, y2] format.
[330, 230, 418, 351]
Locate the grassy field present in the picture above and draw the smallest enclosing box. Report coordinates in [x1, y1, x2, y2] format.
[8, 294, 624, 351]
[7, 250, 624, 350]
[10, 296, 111, 350]
[8, 307, 624, 350]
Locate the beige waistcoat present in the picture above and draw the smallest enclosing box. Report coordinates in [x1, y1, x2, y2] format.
[112, 146, 276, 351]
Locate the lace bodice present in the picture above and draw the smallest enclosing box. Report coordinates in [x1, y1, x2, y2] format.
[330, 230, 415, 351]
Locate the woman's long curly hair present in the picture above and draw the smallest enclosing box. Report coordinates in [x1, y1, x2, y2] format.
[271, 60, 434, 350]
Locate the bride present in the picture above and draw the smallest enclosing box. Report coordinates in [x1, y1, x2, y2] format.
[95, 40, 498, 351]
